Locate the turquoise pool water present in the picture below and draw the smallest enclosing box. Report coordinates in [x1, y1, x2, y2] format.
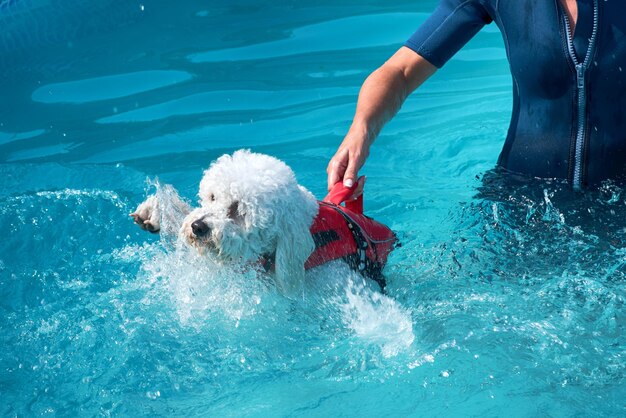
[1, 0, 624, 416]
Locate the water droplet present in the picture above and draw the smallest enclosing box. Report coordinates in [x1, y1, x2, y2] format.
[146, 390, 160, 399]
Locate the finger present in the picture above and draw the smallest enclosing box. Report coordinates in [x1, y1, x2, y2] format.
[327, 153, 347, 190]
[352, 176, 366, 199]
[327, 167, 339, 190]
[343, 160, 358, 188]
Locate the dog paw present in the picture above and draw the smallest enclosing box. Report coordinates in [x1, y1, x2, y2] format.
[130, 195, 161, 233]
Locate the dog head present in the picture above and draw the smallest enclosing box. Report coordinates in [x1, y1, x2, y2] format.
[180, 150, 318, 297]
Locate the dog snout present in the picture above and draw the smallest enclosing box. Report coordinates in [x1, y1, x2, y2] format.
[191, 219, 211, 237]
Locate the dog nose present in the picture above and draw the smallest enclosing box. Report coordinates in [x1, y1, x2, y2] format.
[191, 220, 211, 237]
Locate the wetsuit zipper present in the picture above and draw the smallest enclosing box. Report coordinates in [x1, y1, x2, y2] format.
[561, 0, 599, 190]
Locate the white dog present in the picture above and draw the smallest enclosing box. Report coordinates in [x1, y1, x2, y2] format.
[131, 150, 396, 297]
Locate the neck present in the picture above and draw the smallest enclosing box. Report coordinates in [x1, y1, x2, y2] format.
[560, 0, 579, 33]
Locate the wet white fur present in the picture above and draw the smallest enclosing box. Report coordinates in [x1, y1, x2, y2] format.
[133, 150, 319, 298]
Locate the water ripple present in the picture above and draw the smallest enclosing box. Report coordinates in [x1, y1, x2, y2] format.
[96, 87, 355, 124]
[188, 13, 429, 63]
[31, 70, 193, 104]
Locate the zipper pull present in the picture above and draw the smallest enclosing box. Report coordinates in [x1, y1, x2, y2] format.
[576, 64, 585, 89]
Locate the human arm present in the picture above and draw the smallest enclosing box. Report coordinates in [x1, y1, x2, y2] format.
[326, 46, 437, 192]
[327, 0, 493, 193]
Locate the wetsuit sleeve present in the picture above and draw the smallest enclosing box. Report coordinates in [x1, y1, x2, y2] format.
[404, 0, 493, 68]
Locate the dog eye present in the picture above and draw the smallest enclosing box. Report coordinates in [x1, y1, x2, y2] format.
[209, 193, 215, 202]
[227, 201, 240, 221]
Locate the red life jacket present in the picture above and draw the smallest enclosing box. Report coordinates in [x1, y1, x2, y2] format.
[304, 183, 398, 289]
[259, 183, 398, 289]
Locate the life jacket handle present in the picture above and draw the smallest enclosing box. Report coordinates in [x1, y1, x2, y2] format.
[323, 182, 363, 214]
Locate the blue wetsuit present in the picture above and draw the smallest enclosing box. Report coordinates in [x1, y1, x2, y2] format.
[404, 0, 626, 189]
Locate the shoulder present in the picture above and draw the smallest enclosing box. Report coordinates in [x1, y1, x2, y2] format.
[434, 0, 494, 22]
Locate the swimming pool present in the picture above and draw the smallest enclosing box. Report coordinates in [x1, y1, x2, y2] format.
[1, 0, 624, 416]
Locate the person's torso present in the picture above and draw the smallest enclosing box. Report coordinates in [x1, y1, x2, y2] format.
[486, 0, 626, 187]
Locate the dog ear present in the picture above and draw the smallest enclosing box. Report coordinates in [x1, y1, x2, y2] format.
[273, 187, 317, 299]
[274, 220, 315, 299]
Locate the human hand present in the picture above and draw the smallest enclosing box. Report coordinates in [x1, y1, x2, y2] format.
[327, 129, 370, 198]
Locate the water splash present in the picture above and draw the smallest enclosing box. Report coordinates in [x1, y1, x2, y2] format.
[142, 245, 269, 328]
[337, 277, 414, 358]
